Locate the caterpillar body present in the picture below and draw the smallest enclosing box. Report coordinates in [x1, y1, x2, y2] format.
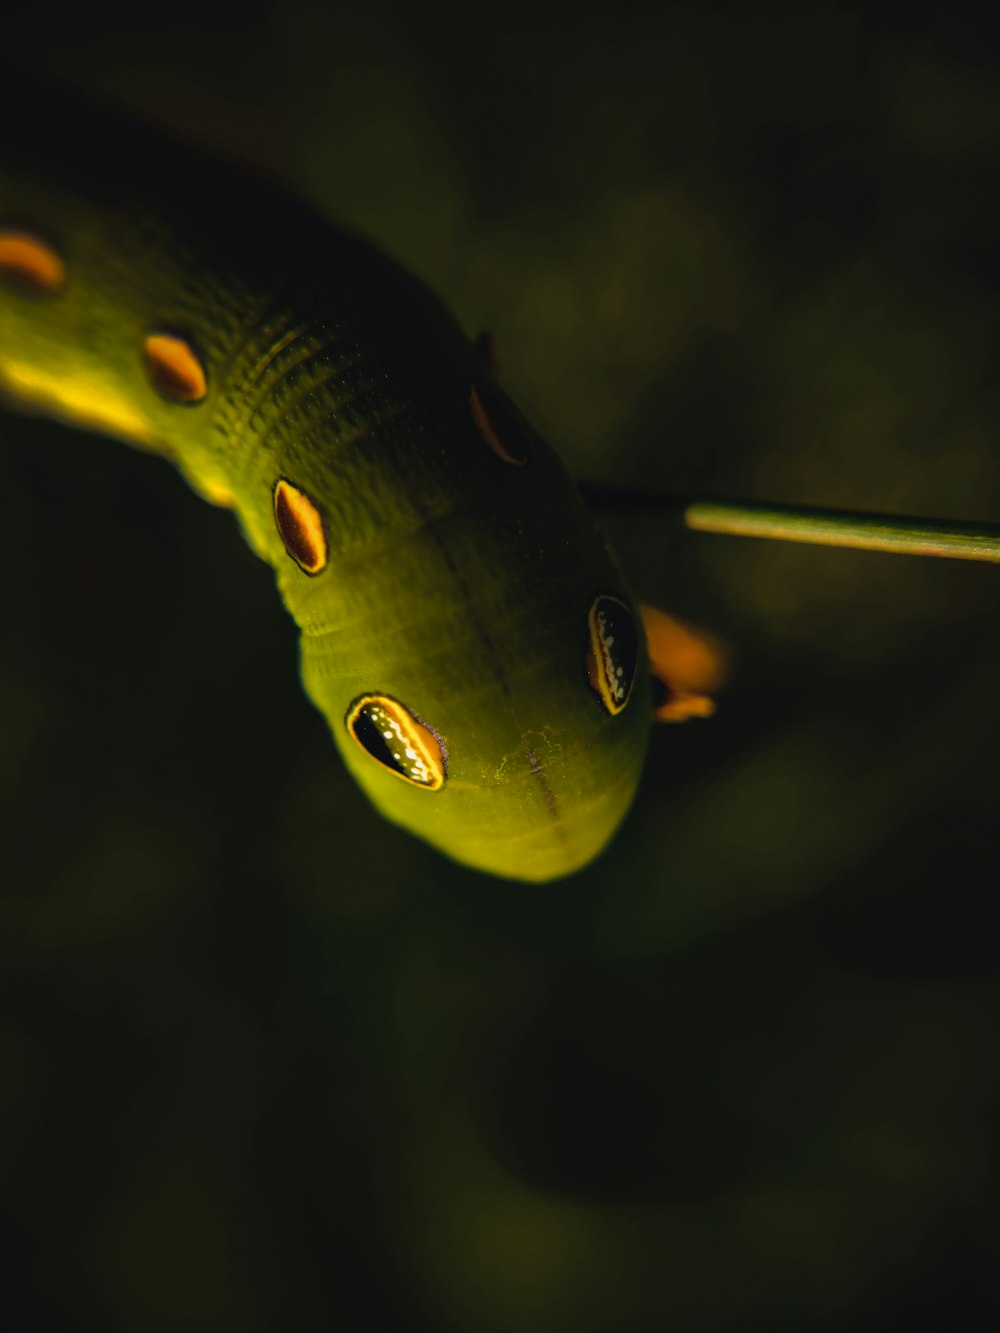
[0, 73, 715, 882]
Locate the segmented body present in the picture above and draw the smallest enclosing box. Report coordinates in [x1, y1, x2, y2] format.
[0, 73, 649, 881]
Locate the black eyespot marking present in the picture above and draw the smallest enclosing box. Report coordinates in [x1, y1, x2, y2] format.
[585, 595, 639, 716]
[273, 478, 328, 574]
[346, 695, 447, 790]
[469, 384, 529, 466]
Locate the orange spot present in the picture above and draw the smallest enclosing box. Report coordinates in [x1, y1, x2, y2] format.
[0, 230, 65, 293]
[469, 384, 526, 465]
[273, 478, 328, 574]
[144, 333, 207, 404]
[639, 603, 729, 724]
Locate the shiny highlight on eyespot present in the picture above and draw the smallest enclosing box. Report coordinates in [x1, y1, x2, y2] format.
[585, 595, 638, 716]
[346, 695, 447, 789]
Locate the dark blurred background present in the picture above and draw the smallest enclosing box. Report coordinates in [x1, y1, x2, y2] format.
[2, 2, 998, 1329]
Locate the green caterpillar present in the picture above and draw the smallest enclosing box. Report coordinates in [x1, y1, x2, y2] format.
[0, 73, 718, 883]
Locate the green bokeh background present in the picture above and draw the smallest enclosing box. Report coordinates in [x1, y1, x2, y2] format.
[2, 3, 998, 1328]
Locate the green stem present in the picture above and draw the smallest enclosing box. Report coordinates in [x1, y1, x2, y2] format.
[578, 485, 1000, 563]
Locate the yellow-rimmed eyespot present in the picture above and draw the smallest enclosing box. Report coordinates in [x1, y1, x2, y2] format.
[585, 595, 639, 716]
[0, 229, 65, 293]
[346, 695, 447, 790]
[273, 478, 328, 575]
[143, 332, 207, 403]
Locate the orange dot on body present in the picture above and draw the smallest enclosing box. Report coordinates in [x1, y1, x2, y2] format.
[144, 333, 207, 403]
[0, 230, 65, 293]
[274, 478, 328, 574]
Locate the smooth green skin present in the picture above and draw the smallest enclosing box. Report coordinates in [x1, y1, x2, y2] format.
[0, 74, 650, 882]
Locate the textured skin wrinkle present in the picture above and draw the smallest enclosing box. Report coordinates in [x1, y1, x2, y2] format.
[237, 324, 314, 418]
[0, 68, 652, 882]
[247, 345, 351, 430]
[221, 326, 348, 442]
[211, 300, 301, 435]
[258, 363, 387, 444]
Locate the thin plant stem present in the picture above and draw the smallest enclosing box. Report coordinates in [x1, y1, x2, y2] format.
[578, 485, 1000, 563]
